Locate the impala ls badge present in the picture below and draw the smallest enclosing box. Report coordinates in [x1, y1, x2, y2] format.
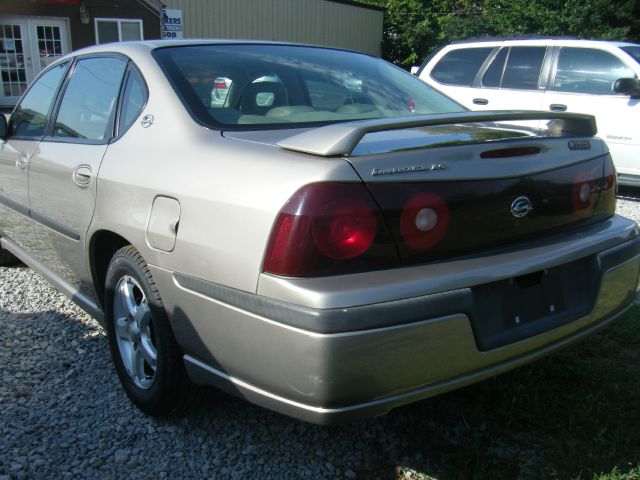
[371, 164, 447, 177]
[510, 196, 533, 218]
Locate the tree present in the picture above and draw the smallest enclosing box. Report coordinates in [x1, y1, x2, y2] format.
[370, 0, 640, 67]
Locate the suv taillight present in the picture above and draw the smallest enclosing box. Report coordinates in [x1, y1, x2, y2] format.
[262, 183, 399, 276]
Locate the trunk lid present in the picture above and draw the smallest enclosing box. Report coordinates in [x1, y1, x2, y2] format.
[275, 112, 615, 267]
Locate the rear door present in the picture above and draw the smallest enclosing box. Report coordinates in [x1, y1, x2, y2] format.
[420, 46, 495, 108]
[422, 44, 552, 112]
[26, 55, 128, 296]
[472, 45, 550, 111]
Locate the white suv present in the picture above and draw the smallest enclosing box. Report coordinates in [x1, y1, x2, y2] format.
[418, 38, 640, 185]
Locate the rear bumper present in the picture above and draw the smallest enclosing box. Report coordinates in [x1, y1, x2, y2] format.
[150, 215, 640, 424]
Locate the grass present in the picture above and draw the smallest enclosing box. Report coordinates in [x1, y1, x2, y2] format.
[385, 305, 640, 480]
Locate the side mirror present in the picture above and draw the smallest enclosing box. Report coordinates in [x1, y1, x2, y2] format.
[410, 65, 420, 76]
[0, 114, 7, 140]
[613, 77, 640, 97]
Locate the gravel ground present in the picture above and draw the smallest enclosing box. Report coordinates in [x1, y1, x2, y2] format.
[1, 190, 639, 480]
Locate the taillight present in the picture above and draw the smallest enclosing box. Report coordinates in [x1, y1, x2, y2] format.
[603, 153, 617, 194]
[263, 183, 398, 277]
[312, 202, 377, 259]
[400, 192, 449, 249]
[214, 81, 227, 89]
[594, 153, 617, 219]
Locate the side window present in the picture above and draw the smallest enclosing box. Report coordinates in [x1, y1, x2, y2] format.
[552, 48, 636, 95]
[8, 62, 68, 137]
[118, 66, 147, 136]
[501, 47, 547, 90]
[53, 57, 127, 141]
[430, 47, 493, 86]
[482, 48, 508, 88]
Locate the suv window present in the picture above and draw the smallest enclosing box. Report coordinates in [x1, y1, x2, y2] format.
[118, 66, 147, 137]
[552, 47, 635, 95]
[430, 47, 493, 86]
[8, 62, 68, 138]
[501, 47, 546, 90]
[53, 57, 127, 141]
[622, 46, 640, 65]
[482, 48, 508, 88]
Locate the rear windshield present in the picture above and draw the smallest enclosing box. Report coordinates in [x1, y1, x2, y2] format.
[153, 44, 464, 129]
[622, 46, 640, 65]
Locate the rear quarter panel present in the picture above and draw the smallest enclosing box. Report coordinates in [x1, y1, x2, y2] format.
[90, 48, 359, 294]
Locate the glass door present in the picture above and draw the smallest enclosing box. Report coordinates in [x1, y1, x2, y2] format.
[0, 17, 70, 108]
[0, 21, 29, 107]
[33, 20, 68, 71]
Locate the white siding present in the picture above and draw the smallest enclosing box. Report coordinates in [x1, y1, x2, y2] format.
[163, 0, 383, 56]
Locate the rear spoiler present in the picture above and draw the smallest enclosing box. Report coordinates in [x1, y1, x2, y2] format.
[277, 111, 597, 157]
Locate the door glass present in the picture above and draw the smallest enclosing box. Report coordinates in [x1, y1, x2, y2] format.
[482, 48, 508, 88]
[501, 47, 546, 90]
[53, 57, 127, 140]
[552, 48, 635, 95]
[36, 25, 64, 70]
[8, 62, 68, 137]
[622, 46, 640, 65]
[118, 67, 147, 136]
[430, 48, 493, 86]
[0, 24, 28, 98]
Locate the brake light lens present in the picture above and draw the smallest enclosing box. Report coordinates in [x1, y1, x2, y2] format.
[263, 183, 398, 276]
[312, 202, 377, 259]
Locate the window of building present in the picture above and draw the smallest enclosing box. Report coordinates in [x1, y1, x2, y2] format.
[95, 19, 143, 44]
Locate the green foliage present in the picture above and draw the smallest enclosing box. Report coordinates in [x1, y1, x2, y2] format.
[371, 0, 640, 67]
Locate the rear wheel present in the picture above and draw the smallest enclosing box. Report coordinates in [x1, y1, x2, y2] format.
[0, 246, 19, 266]
[105, 246, 196, 415]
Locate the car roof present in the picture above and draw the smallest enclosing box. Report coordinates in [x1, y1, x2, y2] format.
[445, 37, 640, 48]
[64, 39, 359, 59]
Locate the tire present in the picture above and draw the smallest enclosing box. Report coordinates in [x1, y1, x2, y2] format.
[0, 246, 19, 266]
[104, 245, 196, 416]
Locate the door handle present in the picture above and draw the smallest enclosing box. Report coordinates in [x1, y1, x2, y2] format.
[473, 98, 489, 105]
[550, 104, 567, 112]
[15, 153, 29, 172]
[72, 165, 93, 187]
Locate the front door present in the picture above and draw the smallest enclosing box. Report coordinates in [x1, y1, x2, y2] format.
[543, 46, 640, 177]
[1, 17, 70, 108]
[0, 61, 69, 247]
